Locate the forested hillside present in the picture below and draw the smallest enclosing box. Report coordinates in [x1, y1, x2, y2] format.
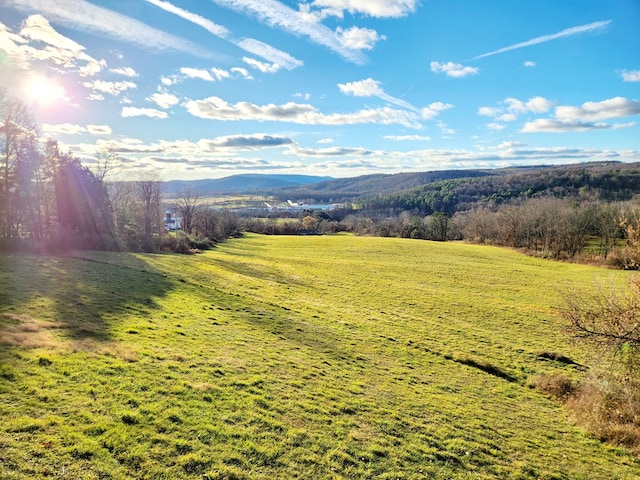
[274, 169, 494, 202]
[360, 162, 640, 216]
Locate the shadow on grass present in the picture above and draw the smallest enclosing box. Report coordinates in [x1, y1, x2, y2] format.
[0, 252, 173, 348]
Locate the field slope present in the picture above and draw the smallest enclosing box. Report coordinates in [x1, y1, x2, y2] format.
[1, 234, 638, 479]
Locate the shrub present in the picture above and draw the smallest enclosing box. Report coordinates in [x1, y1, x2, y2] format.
[566, 375, 640, 452]
[529, 373, 576, 400]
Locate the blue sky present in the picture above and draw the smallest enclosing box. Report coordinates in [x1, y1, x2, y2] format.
[1, 0, 639, 180]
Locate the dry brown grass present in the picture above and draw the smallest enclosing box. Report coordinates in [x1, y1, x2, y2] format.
[567, 377, 640, 453]
[532, 372, 640, 453]
[529, 372, 577, 400]
[0, 313, 63, 349]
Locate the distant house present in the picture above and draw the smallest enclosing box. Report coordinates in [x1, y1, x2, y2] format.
[164, 211, 182, 231]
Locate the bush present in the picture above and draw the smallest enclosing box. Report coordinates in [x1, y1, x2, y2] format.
[529, 373, 576, 400]
[567, 375, 640, 452]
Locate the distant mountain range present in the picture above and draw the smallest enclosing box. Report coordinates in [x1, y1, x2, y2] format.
[164, 174, 333, 194]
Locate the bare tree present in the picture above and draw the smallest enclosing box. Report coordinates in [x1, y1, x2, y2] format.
[93, 148, 119, 181]
[136, 175, 163, 252]
[174, 188, 201, 234]
[561, 276, 640, 371]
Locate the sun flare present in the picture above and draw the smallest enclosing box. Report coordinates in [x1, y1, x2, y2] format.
[26, 76, 66, 105]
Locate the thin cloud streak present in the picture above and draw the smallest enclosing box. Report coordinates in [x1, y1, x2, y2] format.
[210, 0, 367, 64]
[144, 0, 230, 38]
[472, 20, 612, 61]
[145, 0, 303, 69]
[5, 0, 213, 58]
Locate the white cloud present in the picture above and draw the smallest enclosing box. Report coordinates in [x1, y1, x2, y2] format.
[83, 80, 137, 96]
[524, 61, 536, 68]
[472, 20, 612, 61]
[210, 0, 367, 64]
[421, 102, 453, 120]
[110, 67, 138, 77]
[198, 134, 295, 150]
[180, 67, 215, 81]
[555, 97, 640, 121]
[289, 145, 371, 157]
[436, 122, 455, 135]
[121, 107, 168, 119]
[317, 137, 334, 144]
[235, 38, 303, 69]
[478, 96, 553, 121]
[231, 67, 253, 79]
[478, 106, 501, 117]
[87, 124, 113, 135]
[309, 0, 418, 18]
[3, 14, 106, 76]
[148, 92, 180, 109]
[211, 68, 231, 81]
[160, 75, 180, 86]
[242, 57, 280, 73]
[522, 119, 614, 133]
[486, 123, 506, 131]
[622, 70, 640, 82]
[384, 135, 431, 141]
[338, 78, 422, 113]
[526, 96, 555, 113]
[430, 61, 479, 78]
[184, 96, 424, 128]
[338, 78, 383, 97]
[6, 0, 212, 58]
[336, 26, 385, 50]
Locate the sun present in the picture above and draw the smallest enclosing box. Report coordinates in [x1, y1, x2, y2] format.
[26, 76, 66, 105]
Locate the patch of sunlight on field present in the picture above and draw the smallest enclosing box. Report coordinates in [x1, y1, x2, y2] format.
[1, 235, 638, 479]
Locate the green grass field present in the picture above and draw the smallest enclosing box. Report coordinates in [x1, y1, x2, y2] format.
[1, 234, 638, 479]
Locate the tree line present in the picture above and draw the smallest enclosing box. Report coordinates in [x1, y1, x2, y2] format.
[0, 89, 238, 253]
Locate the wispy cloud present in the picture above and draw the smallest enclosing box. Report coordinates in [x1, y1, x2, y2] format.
[472, 20, 612, 61]
[304, 0, 418, 19]
[110, 67, 138, 77]
[338, 78, 419, 112]
[384, 135, 431, 141]
[121, 107, 168, 119]
[144, 0, 230, 38]
[83, 79, 137, 96]
[236, 38, 303, 70]
[6, 0, 212, 58]
[180, 67, 215, 82]
[210, 0, 367, 64]
[622, 70, 640, 82]
[42, 123, 112, 135]
[145, 0, 303, 70]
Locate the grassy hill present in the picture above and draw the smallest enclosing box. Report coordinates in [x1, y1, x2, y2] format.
[1, 235, 639, 479]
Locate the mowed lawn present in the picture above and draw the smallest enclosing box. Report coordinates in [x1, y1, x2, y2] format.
[0, 234, 638, 479]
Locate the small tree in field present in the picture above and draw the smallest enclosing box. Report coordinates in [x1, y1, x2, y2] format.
[558, 277, 640, 451]
[562, 277, 640, 372]
[619, 210, 640, 270]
